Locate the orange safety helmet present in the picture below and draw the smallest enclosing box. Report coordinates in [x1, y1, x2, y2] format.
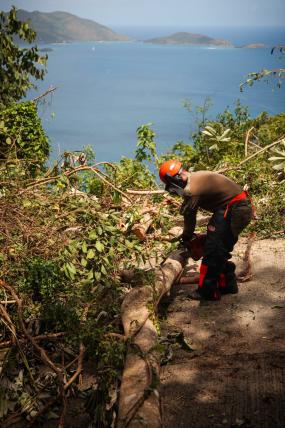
[159, 159, 183, 183]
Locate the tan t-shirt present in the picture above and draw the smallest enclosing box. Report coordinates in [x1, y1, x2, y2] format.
[181, 171, 243, 237]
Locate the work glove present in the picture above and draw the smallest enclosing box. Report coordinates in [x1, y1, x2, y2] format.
[178, 233, 206, 261]
[178, 233, 193, 250]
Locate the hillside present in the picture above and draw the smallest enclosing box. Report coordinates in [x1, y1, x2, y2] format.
[16, 9, 131, 43]
[145, 31, 233, 47]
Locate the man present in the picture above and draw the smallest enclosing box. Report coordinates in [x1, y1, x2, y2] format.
[159, 160, 254, 301]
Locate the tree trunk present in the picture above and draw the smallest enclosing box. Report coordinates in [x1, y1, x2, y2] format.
[117, 250, 188, 428]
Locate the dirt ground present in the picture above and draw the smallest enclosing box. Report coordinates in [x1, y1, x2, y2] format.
[160, 238, 285, 428]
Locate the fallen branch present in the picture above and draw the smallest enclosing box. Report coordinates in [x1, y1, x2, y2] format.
[0, 300, 16, 304]
[0, 332, 66, 348]
[126, 189, 165, 195]
[177, 274, 199, 284]
[218, 136, 285, 173]
[23, 164, 132, 202]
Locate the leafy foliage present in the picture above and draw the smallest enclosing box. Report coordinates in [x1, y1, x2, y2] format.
[0, 6, 47, 109]
[135, 123, 159, 166]
[0, 140, 172, 425]
[240, 46, 285, 91]
[268, 140, 285, 181]
[201, 124, 231, 151]
[0, 101, 49, 175]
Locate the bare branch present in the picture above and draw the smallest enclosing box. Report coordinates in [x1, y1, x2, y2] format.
[32, 86, 57, 102]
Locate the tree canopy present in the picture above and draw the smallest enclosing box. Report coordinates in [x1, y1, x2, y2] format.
[0, 6, 47, 110]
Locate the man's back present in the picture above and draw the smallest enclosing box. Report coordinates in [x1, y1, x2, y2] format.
[183, 171, 242, 212]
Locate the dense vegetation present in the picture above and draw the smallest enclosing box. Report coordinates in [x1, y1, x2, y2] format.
[0, 7, 284, 428]
[0, 7, 47, 109]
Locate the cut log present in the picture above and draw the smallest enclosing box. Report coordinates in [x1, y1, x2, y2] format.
[117, 250, 188, 428]
[177, 274, 200, 284]
[132, 212, 153, 241]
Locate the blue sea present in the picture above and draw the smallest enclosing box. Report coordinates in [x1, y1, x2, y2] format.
[31, 26, 285, 162]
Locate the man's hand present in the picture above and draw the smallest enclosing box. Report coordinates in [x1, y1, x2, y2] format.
[178, 233, 193, 250]
[178, 233, 206, 261]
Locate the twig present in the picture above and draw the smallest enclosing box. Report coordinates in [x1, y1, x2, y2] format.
[0, 303, 17, 343]
[0, 331, 66, 348]
[24, 164, 132, 202]
[249, 140, 262, 149]
[0, 281, 62, 375]
[32, 86, 57, 102]
[245, 127, 255, 157]
[0, 302, 36, 385]
[94, 161, 117, 170]
[26, 342, 86, 427]
[0, 300, 16, 304]
[63, 342, 85, 391]
[271, 230, 285, 236]
[126, 189, 165, 195]
[105, 332, 127, 341]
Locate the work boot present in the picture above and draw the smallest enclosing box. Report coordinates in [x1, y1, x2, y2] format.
[197, 264, 221, 301]
[198, 278, 221, 301]
[219, 261, 238, 295]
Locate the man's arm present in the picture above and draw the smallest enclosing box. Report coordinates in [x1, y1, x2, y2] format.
[180, 197, 199, 240]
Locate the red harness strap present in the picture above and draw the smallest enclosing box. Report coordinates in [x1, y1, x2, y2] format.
[223, 190, 256, 219]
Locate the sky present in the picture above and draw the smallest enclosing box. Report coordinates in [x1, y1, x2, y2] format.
[0, 0, 284, 27]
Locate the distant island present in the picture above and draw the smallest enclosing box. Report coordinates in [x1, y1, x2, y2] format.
[16, 10, 131, 43]
[145, 32, 233, 47]
[239, 43, 266, 49]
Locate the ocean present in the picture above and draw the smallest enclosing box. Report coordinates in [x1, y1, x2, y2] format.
[31, 26, 285, 162]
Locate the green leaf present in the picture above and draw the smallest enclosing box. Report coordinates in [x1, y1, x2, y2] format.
[82, 241, 88, 253]
[101, 265, 107, 275]
[202, 130, 213, 137]
[268, 156, 285, 161]
[87, 249, 95, 259]
[125, 240, 134, 249]
[94, 271, 101, 281]
[88, 230, 97, 240]
[220, 129, 231, 138]
[81, 258, 87, 267]
[22, 199, 32, 208]
[95, 241, 104, 252]
[67, 262, 76, 274]
[272, 163, 285, 171]
[87, 270, 94, 280]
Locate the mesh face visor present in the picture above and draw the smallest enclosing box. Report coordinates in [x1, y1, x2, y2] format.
[165, 168, 186, 196]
